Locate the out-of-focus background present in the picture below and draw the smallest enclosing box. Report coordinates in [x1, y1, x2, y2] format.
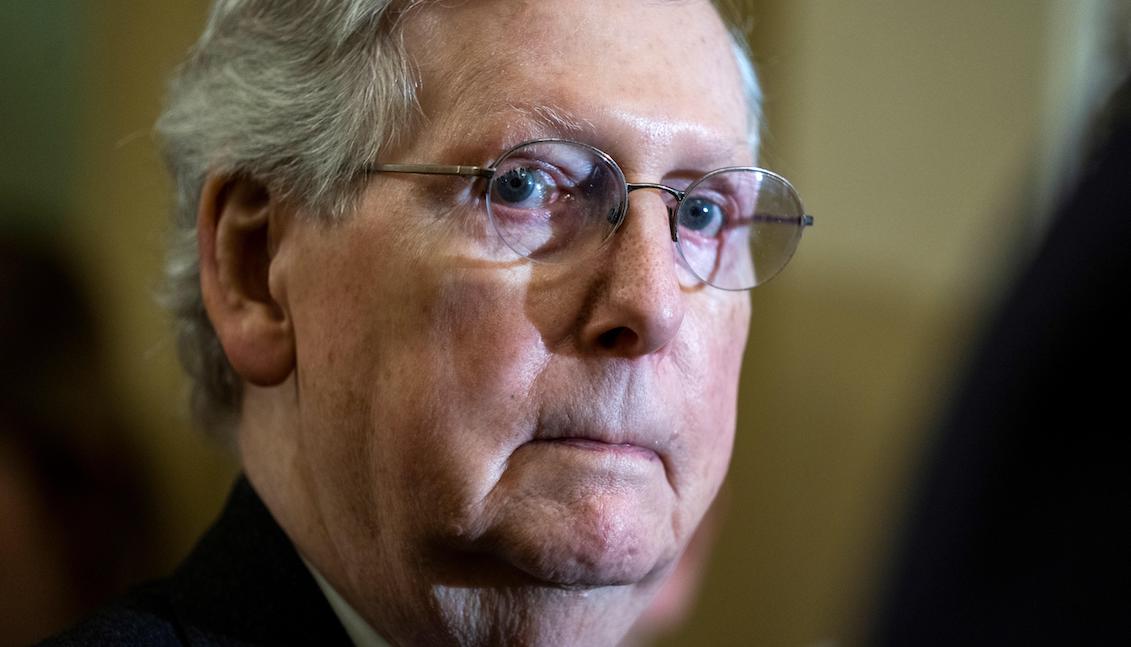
[1, 1, 1126, 645]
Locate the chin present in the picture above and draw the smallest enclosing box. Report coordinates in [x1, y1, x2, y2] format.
[487, 490, 681, 589]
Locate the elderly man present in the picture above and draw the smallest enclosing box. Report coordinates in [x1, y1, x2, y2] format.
[48, 0, 811, 645]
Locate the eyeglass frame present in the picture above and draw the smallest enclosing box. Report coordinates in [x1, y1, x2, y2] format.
[365, 138, 814, 290]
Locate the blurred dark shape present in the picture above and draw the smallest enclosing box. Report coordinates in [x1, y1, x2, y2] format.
[0, 230, 157, 646]
[871, 77, 1131, 646]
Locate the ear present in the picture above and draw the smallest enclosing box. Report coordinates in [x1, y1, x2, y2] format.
[198, 173, 295, 386]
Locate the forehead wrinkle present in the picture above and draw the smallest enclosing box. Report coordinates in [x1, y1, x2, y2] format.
[489, 100, 751, 170]
[421, 88, 751, 172]
[418, 60, 602, 158]
[416, 56, 493, 136]
[406, 0, 750, 168]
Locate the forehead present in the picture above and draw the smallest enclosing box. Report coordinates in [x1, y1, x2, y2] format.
[401, 0, 750, 166]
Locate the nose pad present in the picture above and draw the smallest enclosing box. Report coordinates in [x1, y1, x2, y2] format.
[607, 204, 623, 226]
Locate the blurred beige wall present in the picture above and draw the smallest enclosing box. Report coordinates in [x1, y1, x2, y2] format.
[66, 0, 236, 569]
[2, 1, 1116, 645]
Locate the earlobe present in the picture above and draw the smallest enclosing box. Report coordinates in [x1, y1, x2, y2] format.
[198, 173, 296, 386]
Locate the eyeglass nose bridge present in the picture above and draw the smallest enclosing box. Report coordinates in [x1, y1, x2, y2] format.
[623, 182, 686, 243]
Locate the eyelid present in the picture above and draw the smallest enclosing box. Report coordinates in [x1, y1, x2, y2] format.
[489, 129, 597, 164]
[496, 156, 590, 189]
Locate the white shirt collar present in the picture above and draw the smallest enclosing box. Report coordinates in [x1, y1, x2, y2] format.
[302, 557, 392, 647]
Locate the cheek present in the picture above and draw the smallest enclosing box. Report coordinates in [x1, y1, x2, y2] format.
[398, 268, 552, 518]
[360, 265, 553, 538]
[286, 215, 550, 526]
[674, 297, 749, 485]
[431, 269, 547, 403]
[709, 296, 750, 407]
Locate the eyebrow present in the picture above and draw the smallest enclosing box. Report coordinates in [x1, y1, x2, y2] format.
[399, 100, 598, 170]
[488, 101, 751, 167]
[502, 102, 597, 138]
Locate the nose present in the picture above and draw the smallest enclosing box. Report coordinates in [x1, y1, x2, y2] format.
[579, 190, 685, 357]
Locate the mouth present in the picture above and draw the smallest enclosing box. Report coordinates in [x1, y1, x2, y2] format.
[533, 437, 661, 461]
[530, 410, 665, 463]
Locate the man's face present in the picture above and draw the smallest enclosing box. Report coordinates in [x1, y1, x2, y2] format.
[266, 0, 751, 640]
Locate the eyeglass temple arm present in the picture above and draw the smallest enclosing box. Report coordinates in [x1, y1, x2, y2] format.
[749, 213, 815, 226]
[760, 213, 814, 226]
[367, 163, 494, 178]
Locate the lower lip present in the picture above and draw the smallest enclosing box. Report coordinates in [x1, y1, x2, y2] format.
[549, 438, 659, 460]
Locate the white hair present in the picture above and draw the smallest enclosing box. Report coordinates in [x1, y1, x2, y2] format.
[157, 0, 763, 434]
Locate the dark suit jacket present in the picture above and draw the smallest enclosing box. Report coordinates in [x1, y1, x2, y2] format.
[40, 477, 354, 646]
[871, 77, 1131, 645]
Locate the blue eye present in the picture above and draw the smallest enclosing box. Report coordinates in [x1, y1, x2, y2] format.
[679, 198, 724, 236]
[494, 168, 541, 205]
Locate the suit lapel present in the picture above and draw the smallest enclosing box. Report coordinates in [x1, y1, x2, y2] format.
[168, 477, 354, 646]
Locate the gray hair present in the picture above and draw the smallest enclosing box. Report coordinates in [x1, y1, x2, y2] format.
[157, 0, 763, 435]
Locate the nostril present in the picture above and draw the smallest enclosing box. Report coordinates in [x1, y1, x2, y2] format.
[597, 326, 639, 351]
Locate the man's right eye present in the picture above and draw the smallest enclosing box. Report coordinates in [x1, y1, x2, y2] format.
[493, 168, 548, 207]
[678, 197, 725, 238]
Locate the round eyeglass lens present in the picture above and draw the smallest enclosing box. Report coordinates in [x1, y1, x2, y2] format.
[676, 168, 806, 290]
[486, 140, 626, 262]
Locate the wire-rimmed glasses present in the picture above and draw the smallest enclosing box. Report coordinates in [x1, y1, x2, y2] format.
[368, 139, 813, 290]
